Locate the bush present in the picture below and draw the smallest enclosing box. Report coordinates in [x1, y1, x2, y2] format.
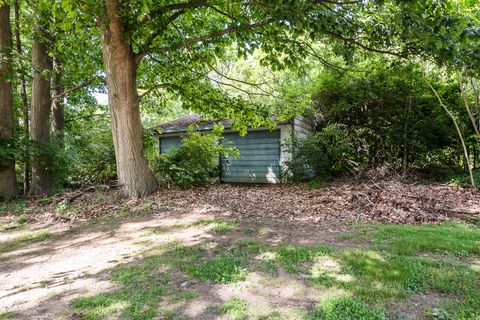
[150, 128, 238, 189]
[284, 124, 366, 181]
[63, 128, 117, 186]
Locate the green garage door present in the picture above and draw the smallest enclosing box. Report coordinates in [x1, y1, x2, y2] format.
[221, 130, 281, 183]
[160, 136, 182, 154]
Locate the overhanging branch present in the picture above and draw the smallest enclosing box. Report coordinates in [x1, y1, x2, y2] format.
[154, 20, 270, 54]
[325, 31, 406, 58]
[50, 76, 98, 102]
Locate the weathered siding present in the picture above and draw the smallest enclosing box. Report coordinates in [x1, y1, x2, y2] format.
[221, 130, 281, 183]
[293, 115, 314, 139]
[279, 124, 293, 172]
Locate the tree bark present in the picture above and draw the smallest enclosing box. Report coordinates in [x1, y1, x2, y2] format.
[14, 0, 30, 193]
[51, 54, 65, 148]
[30, 32, 53, 195]
[0, 3, 17, 200]
[100, 0, 157, 197]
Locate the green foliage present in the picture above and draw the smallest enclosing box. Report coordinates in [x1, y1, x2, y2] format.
[292, 57, 480, 179]
[284, 124, 365, 181]
[0, 199, 27, 216]
[63, 121, 117, 186]
[421, 167, 480, 187]
[0, 312, 15, 320]
[150, 128, 238, 189]
[0, 138, 16, 171]
[17, 214, 29, 224]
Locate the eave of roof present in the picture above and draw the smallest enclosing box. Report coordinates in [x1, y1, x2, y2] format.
[149, 113, 293, 136]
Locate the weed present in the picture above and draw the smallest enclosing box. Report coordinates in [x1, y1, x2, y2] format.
[17, 214, 29, 224]
[0, 199, 27, 216]
[38, 198, 52, 206]
[217, 298, 250, 320]
[258, 226, 270, 235]
[210, 220, 236, 234]
[164, 199, 176, 206]
[187, 254, 248, 283]
[309, 297, 386, 320]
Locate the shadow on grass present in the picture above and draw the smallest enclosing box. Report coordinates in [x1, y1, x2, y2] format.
[51, 222, 480, 319]
[4, 214, 480, 320]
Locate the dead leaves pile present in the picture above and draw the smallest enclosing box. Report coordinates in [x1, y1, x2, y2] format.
[11, 180, 480, 225]
[181, 180, 479, 224]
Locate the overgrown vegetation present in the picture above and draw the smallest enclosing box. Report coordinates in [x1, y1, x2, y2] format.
[150, 128, 238, 189]
[285, 59, 480, 183]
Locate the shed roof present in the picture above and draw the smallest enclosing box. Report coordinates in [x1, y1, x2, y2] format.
[150, 114, 231, 135]
[150, 113, 297, 136]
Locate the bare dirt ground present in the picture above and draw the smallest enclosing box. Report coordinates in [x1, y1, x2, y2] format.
[0, 181, 478, 319]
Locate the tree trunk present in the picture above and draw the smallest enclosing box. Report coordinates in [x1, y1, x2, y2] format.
[51, 54, 65, 148]
[0, 3, 17, 200]
[14, 0, 30, 194]
[30, 35, 52, 195]
[100, 0, 157, 197]
[425, 78, 475, 187]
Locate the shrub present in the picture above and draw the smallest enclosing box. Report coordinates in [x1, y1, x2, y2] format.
[284, 124, 366, 181]
[64, 128, 117, 186]
[151, 127, 238, 189]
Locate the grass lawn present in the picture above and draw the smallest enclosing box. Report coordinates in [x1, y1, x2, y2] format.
[68, 221, 480, 319]
[0, 190, 479, 319]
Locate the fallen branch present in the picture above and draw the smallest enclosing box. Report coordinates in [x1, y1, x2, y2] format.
[54, 184, 118, 204]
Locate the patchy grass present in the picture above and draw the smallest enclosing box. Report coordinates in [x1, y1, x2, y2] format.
[277, 245, 332, 273]
[72, 250, 197, 320]
[187, 253, 248, 283]
[62, 219, 479, 320]
[0, 312, 16, 320]
[64, 221, 480, 319]
[0, 230, 53, 254]
[149, 218, 236, 235]
[309, 297, 387, 320]
[372, 222, 480, 256]
[210, 220, 236, 234]
[217, 298, 250, 320]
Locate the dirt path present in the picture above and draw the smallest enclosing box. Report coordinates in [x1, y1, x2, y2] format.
[1, 206, 352, 319]
[0, 210, 211, 317]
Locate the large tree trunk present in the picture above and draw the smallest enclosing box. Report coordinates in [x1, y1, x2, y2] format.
[30, 36, 52, 195]
[51, 54, 65, 148]
[14, 0, 30, 193]
[0, 3, 17, 200]
[100, 0, 157, 197]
